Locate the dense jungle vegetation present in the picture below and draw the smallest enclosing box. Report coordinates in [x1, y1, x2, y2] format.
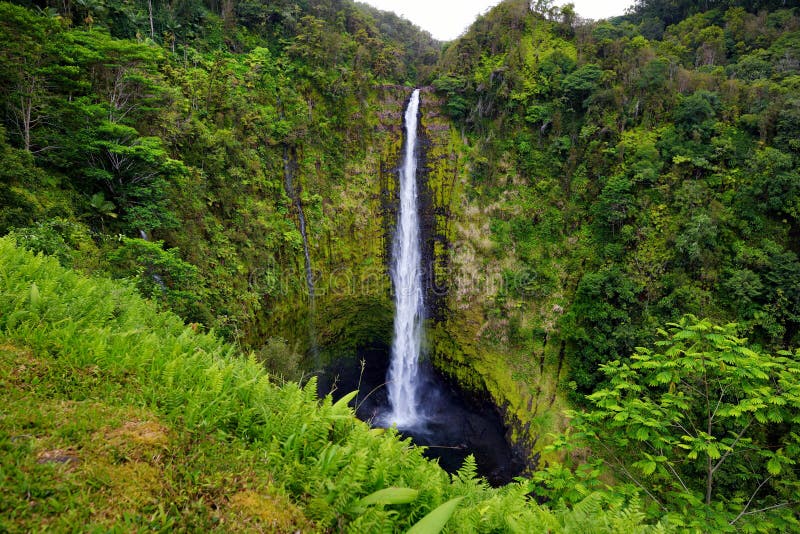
[1, 0, 800, 530]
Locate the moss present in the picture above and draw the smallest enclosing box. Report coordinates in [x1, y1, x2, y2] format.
[102, 420, 171, 461]
[417, 89, 541, 451]
[258, 87, 409, 361]
[223, 490, 312, 533]
[410, 86, 578, 468]
[429, 323, 534, 442]
[315, 295, 394, 362]
[0, 342, 316, 533]
[85, 460, 163, 520]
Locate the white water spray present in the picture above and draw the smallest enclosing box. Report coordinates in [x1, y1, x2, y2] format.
[385, 89, 424, 428]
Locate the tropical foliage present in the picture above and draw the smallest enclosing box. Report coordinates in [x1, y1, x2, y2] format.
[2, 0, 800, 530]
[0, 237, 667, 531]
[555, 317, 800, 531]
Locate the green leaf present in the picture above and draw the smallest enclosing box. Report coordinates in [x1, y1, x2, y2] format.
[29, 282, 41, 309]
[635, 460, 657, 475]
[654, 371, 672, 383]
[767, 456, 782, 475]
[407, 497, 464, 534]
[356, 487, 419, 508]
[331, 390, 358, 412]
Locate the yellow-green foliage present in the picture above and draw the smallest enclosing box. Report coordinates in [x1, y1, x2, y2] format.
[264, 85, 408, 356]
[429, 321, 567, 457]
[0, 238, 671, 532]
[416, 88, 572, 460]
[0, 344, 313, 532]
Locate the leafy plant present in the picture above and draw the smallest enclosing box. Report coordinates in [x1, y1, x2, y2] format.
[567, 315, 800, 530]
[0, 237, 670, 531]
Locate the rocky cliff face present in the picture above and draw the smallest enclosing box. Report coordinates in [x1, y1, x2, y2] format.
[268, 85, 556, 467]
[268, 86, 410, 360]
[415, 90, 549, 463]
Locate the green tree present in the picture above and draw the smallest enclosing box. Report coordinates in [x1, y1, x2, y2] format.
[561, 267, 642, 395]
[593, 174, 634, 236]
[571, 316, 800, 530]
[560, 63, 603, 109]
[0, 2, 62, 152]
[673, 90, 719, 134]
[84, 121, 184, 231]
[107, 235, 208, 322]
[742, 147, 800, 222]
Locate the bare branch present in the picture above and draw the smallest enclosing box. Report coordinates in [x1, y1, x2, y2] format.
[729, 476, 773, 525]
[30, 145, 60, 154]
[596, 441, 666, 512]
[711, 419, 752, 477]
[710, 383, 729, 423]
[731, 502, 793, 525]
[739, 502, 794, 518]
[672, 421, 696, 438]
[665, 461, 689, 492]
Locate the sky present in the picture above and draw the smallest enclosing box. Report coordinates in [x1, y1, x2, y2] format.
[359, 0, 634, 41]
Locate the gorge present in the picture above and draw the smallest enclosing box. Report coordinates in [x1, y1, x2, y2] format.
[317, 88, 525, 485]
[3, 0, 800, 530]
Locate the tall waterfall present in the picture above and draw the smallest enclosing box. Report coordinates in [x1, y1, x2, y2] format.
[385, 89, 424, 428]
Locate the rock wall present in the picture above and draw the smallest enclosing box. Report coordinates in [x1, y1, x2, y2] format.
[416, 89, 544, 469]
[268, 84, 552, 469]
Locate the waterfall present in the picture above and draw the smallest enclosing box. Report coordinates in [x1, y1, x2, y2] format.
[282, 149, 314, 300]
[282, 147, 319, 364]
[137, 229, 165, 290]
[385, 89, 424, 428]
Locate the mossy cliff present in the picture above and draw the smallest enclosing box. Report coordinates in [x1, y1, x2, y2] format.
[262, 84, 559, 466]
[415, 88, 566, 467]
[265, 86, 411, 361]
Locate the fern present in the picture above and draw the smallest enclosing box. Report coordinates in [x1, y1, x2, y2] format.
[453, 454, 482, 488]
[0, 238, 678, 533]
[346, 508, 397, 534]
[572, 492, 604, 519]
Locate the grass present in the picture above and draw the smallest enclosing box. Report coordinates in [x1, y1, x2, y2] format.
[0, 343, 313, 533]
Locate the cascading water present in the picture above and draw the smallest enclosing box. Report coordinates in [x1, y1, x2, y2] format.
[137, 229, 165, 290]
[283, 146, 319, 365]
[384, 89, 424, 428]
[318, 88, 525, 484]
[283, 149, 315, 302]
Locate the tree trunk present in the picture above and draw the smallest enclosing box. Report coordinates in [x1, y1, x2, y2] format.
[16, 74, 39, 153]
[21, 94, 31, 152]
[148, 0, 154, 39]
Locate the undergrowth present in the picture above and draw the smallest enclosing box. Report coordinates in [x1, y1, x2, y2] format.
[0, 237, 671, 532]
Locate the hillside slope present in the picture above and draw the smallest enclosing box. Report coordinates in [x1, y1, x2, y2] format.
[0, 0, 436, 353]
[430, 0, 800, 405]
[0, 237, 668, 532]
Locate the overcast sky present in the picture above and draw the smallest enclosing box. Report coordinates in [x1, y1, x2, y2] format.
[359, 0, 634, 41]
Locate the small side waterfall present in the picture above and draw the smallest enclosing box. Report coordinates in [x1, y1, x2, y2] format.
[282, 147, 319, 362]
[283, 150, 315, 300]
[137, 229, 166, 290]
[384, 89, 424, 428]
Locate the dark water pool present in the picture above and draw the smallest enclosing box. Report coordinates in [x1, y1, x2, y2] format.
[316, 346, 526, 486]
